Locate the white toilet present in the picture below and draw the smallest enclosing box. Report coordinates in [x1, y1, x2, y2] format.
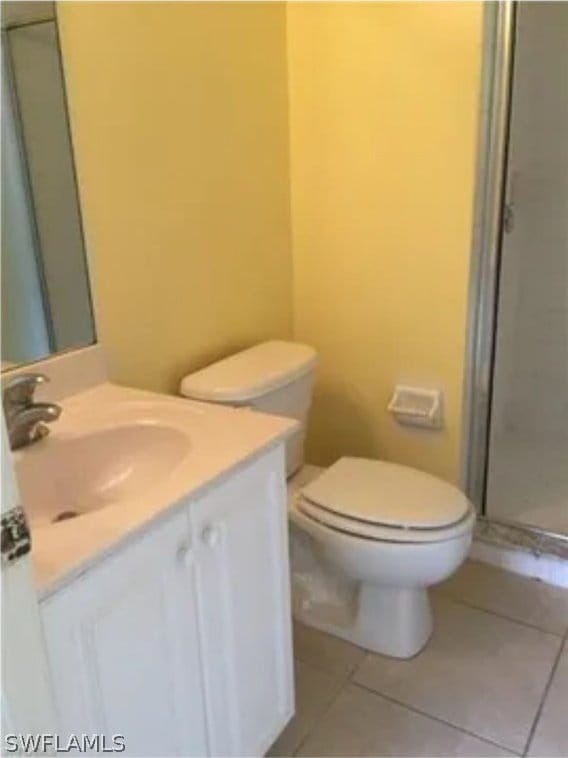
[180, 340, 476, 659]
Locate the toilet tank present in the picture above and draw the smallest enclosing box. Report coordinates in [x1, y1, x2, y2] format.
[180, 341, 317, 477]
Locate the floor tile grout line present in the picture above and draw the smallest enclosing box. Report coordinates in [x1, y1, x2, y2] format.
[293, 646, 366, 683]
[289, 655, 365, 755]
[294, 608, 568, 756]
[522, 634, 567, 757]
[349, 628, 532, 757]
[351, 680, 522, 756]
[437, 590, 567, 638]
[291, 674, 351, 757]
[348, 650, 370, 685]
[293, 653, 361, 683]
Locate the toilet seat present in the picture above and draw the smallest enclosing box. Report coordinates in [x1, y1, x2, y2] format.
[296, 496, 475, 543]
[297, 457, 474, 544]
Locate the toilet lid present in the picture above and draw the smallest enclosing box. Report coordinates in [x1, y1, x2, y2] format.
[300, 457, 470, 530]
[295, 495, 474, 543]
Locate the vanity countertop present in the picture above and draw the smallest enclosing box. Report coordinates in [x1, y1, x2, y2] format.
[26, 383, 297, 600]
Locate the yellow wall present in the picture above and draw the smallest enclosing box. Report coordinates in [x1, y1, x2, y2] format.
[287, 2, 482, 482]
[58, 2, 292, 393]
[59, 1, 482, 483]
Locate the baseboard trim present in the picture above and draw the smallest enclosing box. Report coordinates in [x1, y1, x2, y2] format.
[471, 538, 568, 589]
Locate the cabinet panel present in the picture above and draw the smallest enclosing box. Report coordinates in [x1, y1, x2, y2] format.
[41, 511, 208, 757]
[192, 448, 294, 756]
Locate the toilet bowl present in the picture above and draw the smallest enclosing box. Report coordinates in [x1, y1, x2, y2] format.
[180, 341, 476, 658]
[288, 458, 475, 657]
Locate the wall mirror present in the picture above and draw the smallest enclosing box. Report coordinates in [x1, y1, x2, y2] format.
[1, 1, 95, 371]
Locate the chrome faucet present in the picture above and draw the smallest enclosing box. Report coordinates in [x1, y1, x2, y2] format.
[2, 373, 61, 450]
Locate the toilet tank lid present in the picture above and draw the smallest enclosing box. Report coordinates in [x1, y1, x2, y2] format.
[180, 341, 317, 403]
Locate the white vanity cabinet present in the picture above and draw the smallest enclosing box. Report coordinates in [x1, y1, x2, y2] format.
[41, 510, 209, 757]
[191, 451, 294, 757]
[40, 448, 294, 757]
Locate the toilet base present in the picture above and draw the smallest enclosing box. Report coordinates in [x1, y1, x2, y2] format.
[295, 583, 433, 659]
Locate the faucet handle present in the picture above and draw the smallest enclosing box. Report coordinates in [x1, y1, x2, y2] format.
[2, 373, 49, 409]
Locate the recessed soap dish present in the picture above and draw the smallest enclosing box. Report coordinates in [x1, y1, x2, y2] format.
[387, 385, 443, 429]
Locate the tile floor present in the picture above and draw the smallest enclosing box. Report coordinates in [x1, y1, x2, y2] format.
[269, 560, 568, 757]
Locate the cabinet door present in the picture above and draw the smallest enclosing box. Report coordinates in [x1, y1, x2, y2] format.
[192, 447, 294, 757]
[41, 511, 208, 757]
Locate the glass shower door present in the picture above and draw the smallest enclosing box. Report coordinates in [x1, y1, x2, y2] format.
[485, 2, 568, 537]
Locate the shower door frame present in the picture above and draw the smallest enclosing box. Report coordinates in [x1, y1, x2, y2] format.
[461, 0, 568, 550]
[461, 0, 514, 509]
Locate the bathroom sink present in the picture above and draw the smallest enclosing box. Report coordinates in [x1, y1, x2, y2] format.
[16, 422, 191, 527]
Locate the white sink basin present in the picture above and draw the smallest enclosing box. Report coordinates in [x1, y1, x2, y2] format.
[19, 383, 297, 594]
[16, 422, 191, 527]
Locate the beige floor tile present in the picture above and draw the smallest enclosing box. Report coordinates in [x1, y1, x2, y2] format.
[528, 644, 568, 757]
[293, 621, 365, 680]
[437, 560, 568, 635]
[298, 684, 515, 757]
[268, 660, 344, 757]
[352, 596, 562, 753]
